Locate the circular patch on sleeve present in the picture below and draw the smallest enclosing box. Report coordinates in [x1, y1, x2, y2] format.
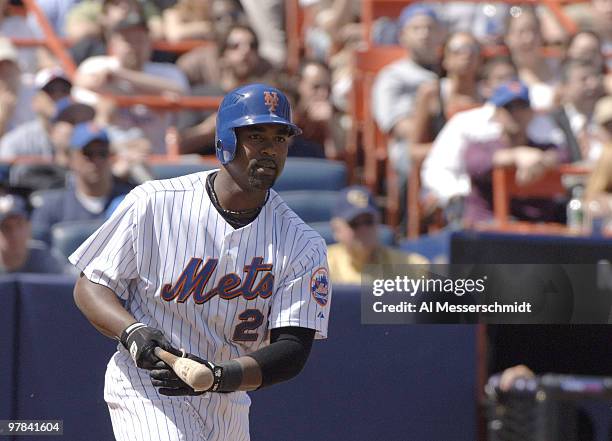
[310, 267, 329, 307]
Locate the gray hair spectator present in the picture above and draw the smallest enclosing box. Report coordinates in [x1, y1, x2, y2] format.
[73, 12, 189, 154]
[0, 194, 65, 274]
[372, 4, 443, 178]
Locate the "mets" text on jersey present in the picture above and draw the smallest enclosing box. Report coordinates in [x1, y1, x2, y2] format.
[161, 257, 274, 304]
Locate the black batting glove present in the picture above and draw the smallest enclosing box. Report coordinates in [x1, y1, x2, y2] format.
[120, 322, 180, 370]
[150, 352, 215, 396]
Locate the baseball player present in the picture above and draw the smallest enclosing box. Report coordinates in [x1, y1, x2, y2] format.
[69, 83, 331, 441]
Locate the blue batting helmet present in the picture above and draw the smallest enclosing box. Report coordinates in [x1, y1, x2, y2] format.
[215, 83, 302, 164]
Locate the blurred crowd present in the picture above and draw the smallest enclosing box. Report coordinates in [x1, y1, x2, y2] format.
[0, 0, 611, 276]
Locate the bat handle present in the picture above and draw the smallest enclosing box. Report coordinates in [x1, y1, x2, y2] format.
[154, 347, 179, 366]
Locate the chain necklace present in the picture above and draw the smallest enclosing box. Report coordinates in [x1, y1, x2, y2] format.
[206, 172, 269, 217]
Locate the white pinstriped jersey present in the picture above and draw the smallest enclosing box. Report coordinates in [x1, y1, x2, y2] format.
[69, 170, 331, 441]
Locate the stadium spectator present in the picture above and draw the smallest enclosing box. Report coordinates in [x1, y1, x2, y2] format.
[328, 186, 427, 285]
[68, 0, 163, 65]
[0, 194, 65, 274]
[240, 0, 286, 67]
[178, 23, 271, 89]
[73, 12, 189, 154]
[566, 31, 605, 70]
[372, 4, 443, 178]
[0, 38, 36, 138]
[176, 24, 274, 154]
[477, 54, 519, 101]
[0, 0, 39, 73]
[421, 81, 566, 225]
[594, 95, 612, 142]
[162, 0, 214, 42]
[550, 60, 606, 163]
[411, 32, 483, 150]
[585, 142, 612, 224]
[291, 60, 344, 159]
[26, 0, 79, 37]
[31, 123, 133, 240]
[504, 6, 560, 111]
[0, 70, 91, 161]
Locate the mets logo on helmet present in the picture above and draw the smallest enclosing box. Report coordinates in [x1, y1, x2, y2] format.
[263, 91, 279, 113]
[311, 267, 329, 307]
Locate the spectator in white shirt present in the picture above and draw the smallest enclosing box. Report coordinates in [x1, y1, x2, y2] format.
[421, 81, 566, 223]
[73, 12, 189, 153]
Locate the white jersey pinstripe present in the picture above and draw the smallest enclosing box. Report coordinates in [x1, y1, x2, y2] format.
[69, 170, 331, 441]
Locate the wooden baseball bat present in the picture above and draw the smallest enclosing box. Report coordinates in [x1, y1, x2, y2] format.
[154, 347, 213, 392]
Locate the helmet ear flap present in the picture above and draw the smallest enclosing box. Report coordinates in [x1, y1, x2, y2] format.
[216, 127, 238, 165]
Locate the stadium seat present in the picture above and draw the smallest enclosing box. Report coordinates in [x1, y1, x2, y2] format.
[149, 162, 218, 180]
[273, 158, 347, 192]
[400, 229, 452, 263]
[278, 190, 339, 223]
[309, 221, 395, 246]
[29, 188, 64, 209]
[50, 220, 104, 259]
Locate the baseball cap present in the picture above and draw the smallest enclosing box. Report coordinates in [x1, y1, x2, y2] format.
[594, 96, 612, 126]
[398, 4, 439, 28]
[70, 122, 110, 151]
[0, 194, 28, 224]
[490, 81, 530, 108]
[333, 186, 379, 222]
[0, 37, 18, 63]
[53, 97, 96, 124]
[35, 67, 71, 91]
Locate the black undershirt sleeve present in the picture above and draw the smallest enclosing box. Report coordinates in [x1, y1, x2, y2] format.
[246, 326, 316, 389]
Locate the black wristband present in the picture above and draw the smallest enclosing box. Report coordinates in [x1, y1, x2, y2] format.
[216, 360, 243, 392]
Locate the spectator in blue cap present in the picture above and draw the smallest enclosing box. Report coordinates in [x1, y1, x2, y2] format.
[421, 80, 568, 225]
[31, 122, 133, 243]
[372, 3, 444, 179]
[0, 194, 65, 274]
[327, 186, 427, 284]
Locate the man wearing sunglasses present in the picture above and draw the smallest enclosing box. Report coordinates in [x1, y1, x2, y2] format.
[31, 122, 133, 242]
[328, 186, 427, 285]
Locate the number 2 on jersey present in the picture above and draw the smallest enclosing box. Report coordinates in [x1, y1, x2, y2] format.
[232, 309, 264, 342]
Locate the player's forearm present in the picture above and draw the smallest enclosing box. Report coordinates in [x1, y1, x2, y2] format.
[73, 275, 137, 339]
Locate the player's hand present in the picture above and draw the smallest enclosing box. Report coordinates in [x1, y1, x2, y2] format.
[120, 322, 181, 370]
[150, 352, 211, 396]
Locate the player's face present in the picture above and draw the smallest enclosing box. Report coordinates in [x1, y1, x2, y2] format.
[231, 124, 292, 191]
